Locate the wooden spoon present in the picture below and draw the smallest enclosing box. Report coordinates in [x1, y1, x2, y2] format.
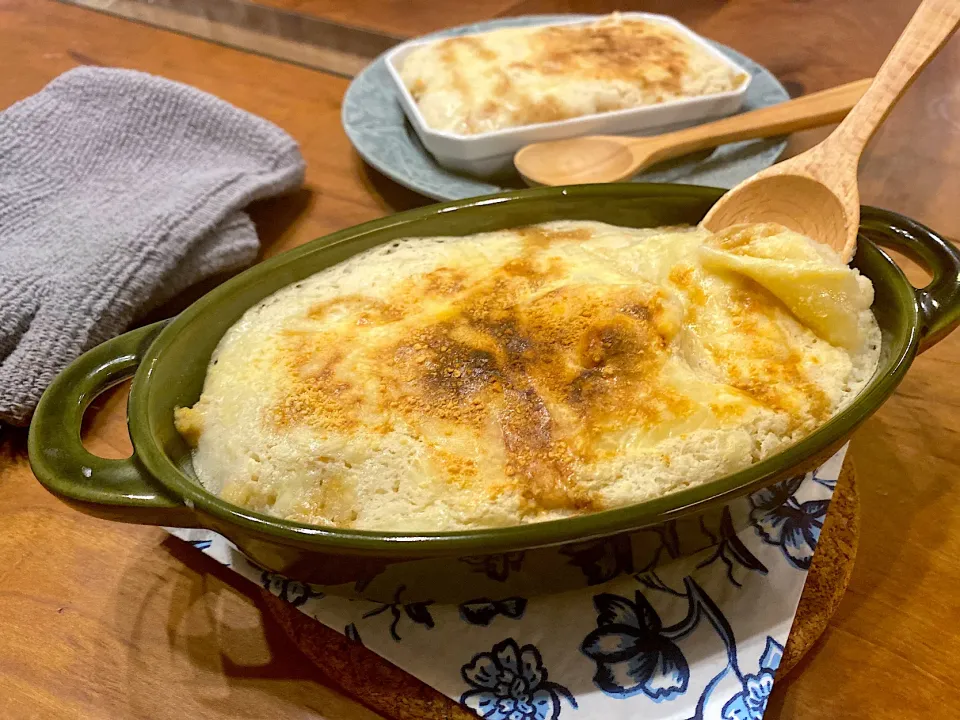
[514, 78, 872, 186]
[702, 0, 960, 262]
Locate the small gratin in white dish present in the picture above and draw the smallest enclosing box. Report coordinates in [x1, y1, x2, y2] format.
[385, 13, 751, 177]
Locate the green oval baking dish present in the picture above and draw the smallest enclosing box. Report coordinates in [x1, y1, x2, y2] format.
[28, 184, 960, 602]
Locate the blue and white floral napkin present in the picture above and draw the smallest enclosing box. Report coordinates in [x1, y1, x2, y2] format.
[168, 444, 846, 720]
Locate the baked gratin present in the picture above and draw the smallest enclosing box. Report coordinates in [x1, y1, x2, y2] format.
[176, 221, 879, 532]
[398, 14, 748, 135]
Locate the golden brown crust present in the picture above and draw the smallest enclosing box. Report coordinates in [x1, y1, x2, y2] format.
[187, 221, 875, 532]
[533, 21, 688, 92]
[714, 285, 830, 425]
[403, 16, 744, 134]
[670, 260, 830, 427]
[489, 20, 693, 130]
[267, 225, 694, 516]
[263, 223, 834, 520]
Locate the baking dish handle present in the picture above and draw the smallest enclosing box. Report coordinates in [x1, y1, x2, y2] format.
[861, 212, 960, 353]
[28, 321, 196, 527]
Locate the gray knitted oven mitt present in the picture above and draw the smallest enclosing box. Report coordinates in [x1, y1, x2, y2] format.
[0, 67, 306, 425]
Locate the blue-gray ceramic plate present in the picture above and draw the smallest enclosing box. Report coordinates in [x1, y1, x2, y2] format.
[342, 15, 790, 201]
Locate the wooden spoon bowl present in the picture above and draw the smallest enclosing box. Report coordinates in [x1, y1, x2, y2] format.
[520, 136, 641, 185]
[702, 0, 960, 261]
[702, 173, 854, 250]
[514, 79, 872, 186]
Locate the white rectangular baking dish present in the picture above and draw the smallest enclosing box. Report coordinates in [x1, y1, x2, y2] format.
[384, 13, 752, 178]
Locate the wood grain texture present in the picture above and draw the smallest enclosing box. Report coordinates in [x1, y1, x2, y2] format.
[1, 0, 959, 718]
[250, 0, 519, 37]
[58, 0, 404, 78]
[261, 593, 475, 720]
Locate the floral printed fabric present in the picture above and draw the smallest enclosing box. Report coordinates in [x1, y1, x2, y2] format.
[168, 445, 846, 720]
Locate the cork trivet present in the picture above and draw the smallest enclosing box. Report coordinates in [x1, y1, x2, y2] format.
[262, 592, 475, 720]
[779, 457, 859, 676]
[261, 459, 859, 719]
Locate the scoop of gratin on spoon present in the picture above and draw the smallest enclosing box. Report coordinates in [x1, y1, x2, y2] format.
[702, 0, 960, 262]
[514, 78, 872, 186]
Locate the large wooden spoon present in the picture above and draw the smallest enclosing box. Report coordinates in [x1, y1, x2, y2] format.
[514, 79, 872, 186]
[702, 0, 960, 262]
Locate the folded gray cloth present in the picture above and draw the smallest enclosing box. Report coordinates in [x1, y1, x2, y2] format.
[0, 67, 305, 425]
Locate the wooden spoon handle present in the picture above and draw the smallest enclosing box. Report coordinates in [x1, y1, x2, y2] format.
[637, 78, 872, 167]
[831, 0, 960, 155]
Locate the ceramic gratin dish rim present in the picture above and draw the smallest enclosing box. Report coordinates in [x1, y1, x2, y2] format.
[382, 11, 752, 148]
[29, 184, 960, 560]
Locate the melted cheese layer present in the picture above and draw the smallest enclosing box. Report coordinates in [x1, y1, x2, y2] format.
[400, 14, 747, 135]
[176, 222, 879, 532]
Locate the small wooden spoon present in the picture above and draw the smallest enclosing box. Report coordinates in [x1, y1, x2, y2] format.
[514, 79, 872, 186]
[702, 0, 960, 262]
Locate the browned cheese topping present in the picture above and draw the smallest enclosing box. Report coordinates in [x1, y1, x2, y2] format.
[178, 221, 878, 531]
[267, 225, 827, 515]
[400, 15, 747, 134]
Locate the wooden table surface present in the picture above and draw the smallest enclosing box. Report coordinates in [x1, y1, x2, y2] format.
[2, 0, 959, 717]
